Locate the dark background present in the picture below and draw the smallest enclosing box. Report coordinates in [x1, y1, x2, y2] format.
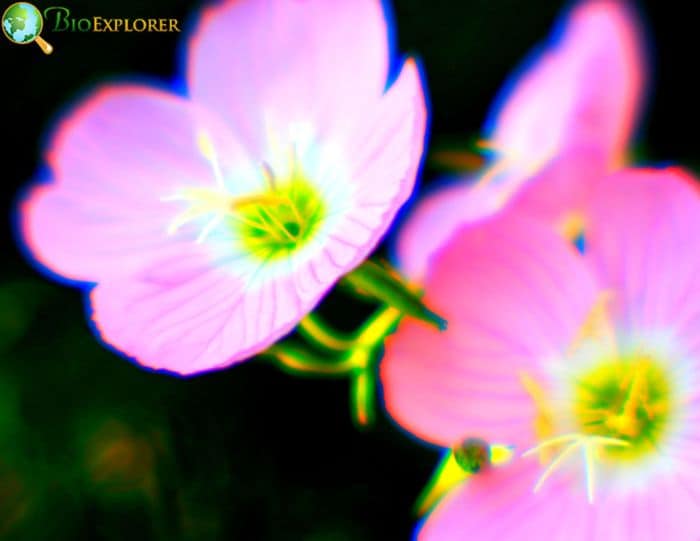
[1, 1, 697, 539]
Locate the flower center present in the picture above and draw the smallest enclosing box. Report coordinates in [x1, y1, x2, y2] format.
[232, 173, 326, 260]
[573, 354, 673, 462]
[521, 293, 678, 501]
[164, 131, 326, 260]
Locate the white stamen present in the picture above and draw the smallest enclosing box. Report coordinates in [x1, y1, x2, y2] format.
[583, 442, 596, 504]
[524, 433, 630, 503]
[163, 186, 234, 237]
[588, 435, 631, 448]
[167, 207, 209, 236]
[197, 129, 226, 189]
[196, 215, 224, 244]
[261, 161, 277, 190]
[533, 440, 582, 493]
[522, 433, 581, 457]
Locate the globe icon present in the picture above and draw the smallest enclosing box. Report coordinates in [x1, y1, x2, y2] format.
[2, 2, 43, 44]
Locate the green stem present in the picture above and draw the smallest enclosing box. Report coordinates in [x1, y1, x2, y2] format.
[414, 450, 469, 516]
[297, 313, 354, 351]
[267, 305, 404, 426]
[351, 369, 375, 427]
[267, 343, 356, 376]
[343, 305, 403, 426]
[342, 260, 446, 330]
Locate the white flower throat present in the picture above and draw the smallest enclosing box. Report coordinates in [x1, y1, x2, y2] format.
[163, 131, 326, 261]
[521, 292, 676, 503]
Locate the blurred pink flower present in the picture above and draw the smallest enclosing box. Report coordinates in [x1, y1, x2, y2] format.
[19, 0, 427, 375]
[397, 0, 645, 281]
[381, 168, 700, 540]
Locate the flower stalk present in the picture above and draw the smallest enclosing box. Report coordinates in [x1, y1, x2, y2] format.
[268, 290, 406, 426]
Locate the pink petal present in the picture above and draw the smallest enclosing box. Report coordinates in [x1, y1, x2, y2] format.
[487, 0, 645, 171]
[188, 0, 391, 155]
[20, 85, 250, 282]
[395, 0, 645, 283]
[418, 460, 595, 541]
[420, 458, 700, 541]
[509, 146, 607, 226]
[381, 213, 598, 447]
[256, 59, 426, 305]
[326, 59, 427, 271]
[640, 471, 700, 541]
[90, 245, 318, 375]
[585, 168, 700, 339]
[392, 148, 603, 283]
[393, 178, 508, 282]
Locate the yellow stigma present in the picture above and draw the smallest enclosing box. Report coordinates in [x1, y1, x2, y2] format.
[573, 353, 672, 461]
[234, 173, 326, 260]
[521, 291, 675, 502]
[524, 354, 672, 503]
[164, 131, 326, 260]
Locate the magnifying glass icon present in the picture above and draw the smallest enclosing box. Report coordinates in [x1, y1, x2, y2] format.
[2, 2, 53, 55]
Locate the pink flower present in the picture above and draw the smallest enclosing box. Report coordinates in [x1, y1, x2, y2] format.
[397, 0, 645, 281]
[19, 0, 427, 375]
[381, 168, 700, 540]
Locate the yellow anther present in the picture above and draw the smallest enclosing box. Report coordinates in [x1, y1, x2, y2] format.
[573, 351, 672, 464]
[164, 176, 308, 244]
[601, 360, 653, 438]
[489, 444, 515, 466]
[196, 130, 217, 162]
[520, 371, 556, 462]
[168, 128, 325, 257]
[569, 290, 617, 357]
[196, 129, 225, 189]
[558, 212, 586, 243]
[230, 194, 292, 211]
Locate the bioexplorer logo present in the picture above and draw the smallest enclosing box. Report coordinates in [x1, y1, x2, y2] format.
[43, 6, 182, 33]
[2, 3, 53, 54]
[2, 3, 181, 54]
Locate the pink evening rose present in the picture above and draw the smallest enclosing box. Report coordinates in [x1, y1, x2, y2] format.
[381, 168, 700, 540]
[397, 0, 645, 281]
[19, 0, 427, 375]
